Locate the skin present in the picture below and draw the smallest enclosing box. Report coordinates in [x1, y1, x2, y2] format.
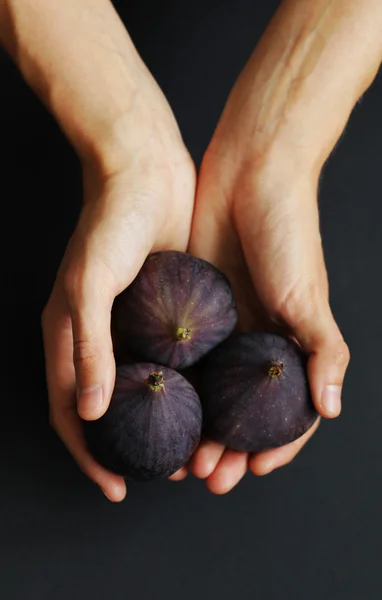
[183, 0, 382, 493]
[0, 0, 196, 502]
[1, 0, 381, 500]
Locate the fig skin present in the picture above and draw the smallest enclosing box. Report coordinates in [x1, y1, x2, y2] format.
[112, 251, 237, 370]
[83, 363, 202, 481]
[199, 333, 319, 453]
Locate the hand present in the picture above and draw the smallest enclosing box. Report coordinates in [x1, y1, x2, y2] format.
[185, 148, 344, 493]
[0, 0, 196, 501]
[172, 0, 382, 494]
[41, 94, 195, 503]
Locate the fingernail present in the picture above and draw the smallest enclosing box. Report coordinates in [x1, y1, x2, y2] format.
[321, 385, 341, 416]
[78, 385, 103, 414]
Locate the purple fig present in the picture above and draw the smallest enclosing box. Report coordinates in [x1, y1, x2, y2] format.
[112, 251, 237, 369]
[83, 363, 202, 481]
[199, 333, 319, 453]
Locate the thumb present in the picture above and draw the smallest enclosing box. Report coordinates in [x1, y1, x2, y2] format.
[284, 299, 350, 419]
[61, 194, 156, 421]
[64, 247, 146, 421]
[65, 263, 117, 421]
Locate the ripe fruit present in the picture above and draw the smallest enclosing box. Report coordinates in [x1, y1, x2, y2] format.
[199, 332, 318, 453]
[83, 363, 202, 481]
[112, 251, 237, 370]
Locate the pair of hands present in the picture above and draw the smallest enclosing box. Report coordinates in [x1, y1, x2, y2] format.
[41, 23, 352, 501]
[3, 0, 378, 506]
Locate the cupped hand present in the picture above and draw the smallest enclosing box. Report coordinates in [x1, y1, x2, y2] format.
[42, 102, 196, 502]
[183, 135, 349, 495]
[176, 0, 372, 493]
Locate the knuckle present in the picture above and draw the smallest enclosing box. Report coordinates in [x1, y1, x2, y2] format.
[63, 262, 113, 311]
[73, 339, 99, 369]
[332, 340, 350, 368]
[63, 265, 83, 302]
[270, 281, 319, 328]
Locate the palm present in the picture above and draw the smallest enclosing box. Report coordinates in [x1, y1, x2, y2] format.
[189, 156, 280, 332]
[183, 155, 320, 494]
[189, 198, 271, 334]
[43, 150, 196, 502]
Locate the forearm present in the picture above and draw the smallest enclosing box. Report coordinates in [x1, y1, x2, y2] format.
[0, 0, 160, 169]
[215, 0, 382, 174]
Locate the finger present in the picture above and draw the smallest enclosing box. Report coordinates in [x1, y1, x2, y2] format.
[168, 466, 188, 481]
[63, 201, 155, 420]
[286, 302, 350, 419]
[51, 405, 126, 502]
[189, 439, 225, 479]
[42, 294, 126, 501]
[250, 417, 321, 476]
[67, 279, 116, 422]
[206, 450, 248, 495]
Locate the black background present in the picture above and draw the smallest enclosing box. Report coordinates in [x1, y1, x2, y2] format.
[1, 1, 382, 598]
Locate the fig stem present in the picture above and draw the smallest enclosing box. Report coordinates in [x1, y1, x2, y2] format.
[268, 361, 283, 378]
[145, 371, 165, 392]
[176, 327, 191, 341]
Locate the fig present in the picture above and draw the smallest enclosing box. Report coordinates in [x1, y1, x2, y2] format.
[83, 363, 202, 481]
[199, 333, 318, 453]
[112, 251, 237, 370]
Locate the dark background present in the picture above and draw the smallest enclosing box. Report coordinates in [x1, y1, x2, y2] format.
[1, 1, 382, 598]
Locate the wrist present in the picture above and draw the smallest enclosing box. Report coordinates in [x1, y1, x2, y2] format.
[210, 0, 382, 178]
[206, 121, 322, 192]
[2, 0, 185, 174]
